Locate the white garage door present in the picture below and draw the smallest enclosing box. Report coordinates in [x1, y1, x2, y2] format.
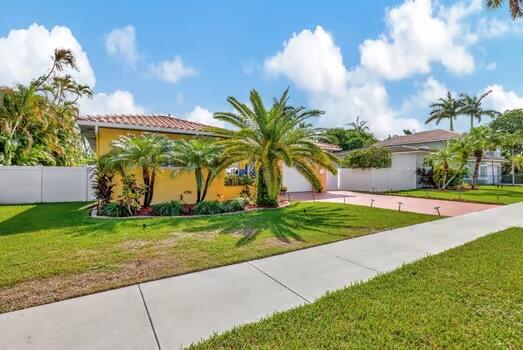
[282, 165, 312, 192]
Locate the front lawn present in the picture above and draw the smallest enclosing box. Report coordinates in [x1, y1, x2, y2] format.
[392, 185, 523, 204]
[192, 227, 523, 349]
[0, 202, 436, 313]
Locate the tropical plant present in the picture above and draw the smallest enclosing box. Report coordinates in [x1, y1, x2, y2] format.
[499, 133, 523, 184]
[347, 115, 369, 132]
[223, 198, 247, 212]
[490, 109, 523, 136]
[457, 91, 500, 130]
[424, 147, 458, 189]
[342, 147, 391, 169]
[151, 200, 184, 216]
[440, 136, 473, 189]
[0, 49, 92, 166]
[169, 138, 229, 203]
[100, 202, 128, 218]
[465, 126, 499, 189]
[118, 174, 146, 215]
[109, 134, 170, 207]
[486, 0, 523, 19]
[213, 89, 338, 206]
[426, 91, 459, 131]
[192, 200, 225, 215]
[318, 127, 376, 151]
[512, 154, 523, 170]
[92, 154, 116, 205]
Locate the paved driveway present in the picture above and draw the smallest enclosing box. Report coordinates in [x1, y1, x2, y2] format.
[287, 190, 499, 216]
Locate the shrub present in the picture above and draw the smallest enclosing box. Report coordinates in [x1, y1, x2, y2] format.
[432, 166, 469, 189]
[416, 167, 436, 188]
[151, 200, 184, 216]
[192, 201, 225, 215]
[100, 202, 129, 217]
[342, 147, 391, 169]
[223, 198, 247, 212]
[225, 174, 255, 186]
[118, 174, 146, 216]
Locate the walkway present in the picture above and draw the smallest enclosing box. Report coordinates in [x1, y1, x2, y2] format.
[287, 190, 499, 216]
[1, 203, 522, 350]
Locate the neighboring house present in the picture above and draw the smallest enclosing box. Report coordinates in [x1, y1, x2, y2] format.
[77, 114, 338, 202]
[375, 129, 506, 186]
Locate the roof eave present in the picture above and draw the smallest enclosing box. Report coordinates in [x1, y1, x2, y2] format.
[76, 120, 220, 137]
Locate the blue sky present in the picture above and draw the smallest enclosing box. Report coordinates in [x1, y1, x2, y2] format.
[1, 0, 523, 138]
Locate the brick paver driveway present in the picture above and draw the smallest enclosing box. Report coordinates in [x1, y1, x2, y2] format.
[287, 190, 499, 216]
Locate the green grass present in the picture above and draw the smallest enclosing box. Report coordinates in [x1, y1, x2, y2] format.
[392, 185, 523, 205]
[191, 227, 523, 349]
[0, 202, 436, 313]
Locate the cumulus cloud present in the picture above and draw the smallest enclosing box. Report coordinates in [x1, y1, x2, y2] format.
[263, 26, 420, 138]
[150, 56, 197, 84]
[401, 77, 448, 112]
[485, 62, 497, 71]
[0, 23, 95, 87]
[359, 0, 479, 80]
[483, 84, 523, 112]
[79, 90, 145, 115]
[105, 25, 139, 64]
[183, 105, 223, 127]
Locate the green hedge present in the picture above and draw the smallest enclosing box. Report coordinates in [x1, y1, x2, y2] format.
[342, 147, 391, 169]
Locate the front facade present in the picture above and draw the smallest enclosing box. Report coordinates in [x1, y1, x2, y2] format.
[78, 114, 338, 203]
[376, 129, 506, 186]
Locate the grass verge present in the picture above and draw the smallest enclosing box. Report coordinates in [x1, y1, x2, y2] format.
[191, 227, 523, 349]
[0, 201, 436, 313]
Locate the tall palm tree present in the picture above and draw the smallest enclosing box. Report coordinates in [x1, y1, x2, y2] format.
[169, 139, 229, 203]
[486, 0, 523, 19]
[426, 91, 459, 131]
[458, 91, 500, 130]
[109, 134, 170, 207]
[214, 88, 338, 206]
[347, 115, 369, 132]
[464, 126, 498, 189]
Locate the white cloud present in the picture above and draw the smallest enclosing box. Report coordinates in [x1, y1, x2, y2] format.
[105, 26, 139, 64]
[79, 90, 145, 115]
[477, 17, 510, 38]
[263, 25, 420, 138]
[483, 84, 523, 112]
[264, 26, 348, 94]
[183, 106, 223, 127]
[485, 62, 497, 71]
[401, 77, 448, 112]
[0, 23, 95, 87]
[359, 0, 479, 80]
[150, 56, 197, 84]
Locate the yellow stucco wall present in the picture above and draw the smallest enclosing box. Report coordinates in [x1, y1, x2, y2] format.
[97, 127, 228, 205]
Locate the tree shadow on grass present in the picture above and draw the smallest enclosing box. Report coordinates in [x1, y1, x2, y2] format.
[150, 203, 367, 247]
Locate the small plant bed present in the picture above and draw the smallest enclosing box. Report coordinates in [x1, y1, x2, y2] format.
[388, 185, 523, 205]
[191, 227, 523, 349]
[0, 202, 437, 313]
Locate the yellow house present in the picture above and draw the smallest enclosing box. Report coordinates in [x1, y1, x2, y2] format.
[77, 113, 338, 204]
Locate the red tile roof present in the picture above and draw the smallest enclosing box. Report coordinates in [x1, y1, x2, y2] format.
[77, 114, 213, 133]
[376, 129, 461, 147]
[314, 142, 342, 152]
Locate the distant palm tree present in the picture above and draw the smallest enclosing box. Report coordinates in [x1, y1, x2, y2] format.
[109, 134, 170, 207]
[347, 115, 369, 132]
[500, 132, 522, 184]
[426, 91, 459, 131]
[169, 139, 229, 203]
[457, 91, 500, 131]
[425, 147, 457, 189]
[486, 0, 523, 19]
[464, 126, 499, 189]
[214, 88, 338, 206]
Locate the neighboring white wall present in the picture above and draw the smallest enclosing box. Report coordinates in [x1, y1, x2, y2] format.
[282, 165, 312, 192]
[326, 171, 339, 191]
[0, 166, 96, 204]
[338, 168, 417, 192]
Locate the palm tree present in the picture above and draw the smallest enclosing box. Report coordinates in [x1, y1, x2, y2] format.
[443, 137, 473, 189]
[486, 0, 523, 19]
[347, 115, 369, 132]
[458, 91, 500, 131]
[425, 147, 457, 189]
[169, 139, 229, 203]
[109, 134, 170, 207]
[465, 126, 498, 189]
[214, 89, 338, 206]
[500, 132, 523, 184]
[426, 91, 459, 131]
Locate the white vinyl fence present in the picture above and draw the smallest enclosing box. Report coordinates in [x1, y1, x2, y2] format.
[337, 168, 417, 192]
[0, 166, 96, 204]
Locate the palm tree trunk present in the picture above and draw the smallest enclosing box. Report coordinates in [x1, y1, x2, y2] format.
[449, 117, 454, 131]
[200, 171, 213, 202]
[470, 116, 474, 131]
[195, 168, 203, 203]
[472, 153, 482, 190]
[148, 169, 156, 207]
[142, 168, 151, 207]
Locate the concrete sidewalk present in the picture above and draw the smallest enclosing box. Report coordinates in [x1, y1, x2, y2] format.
[1, 203, 522, 350]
